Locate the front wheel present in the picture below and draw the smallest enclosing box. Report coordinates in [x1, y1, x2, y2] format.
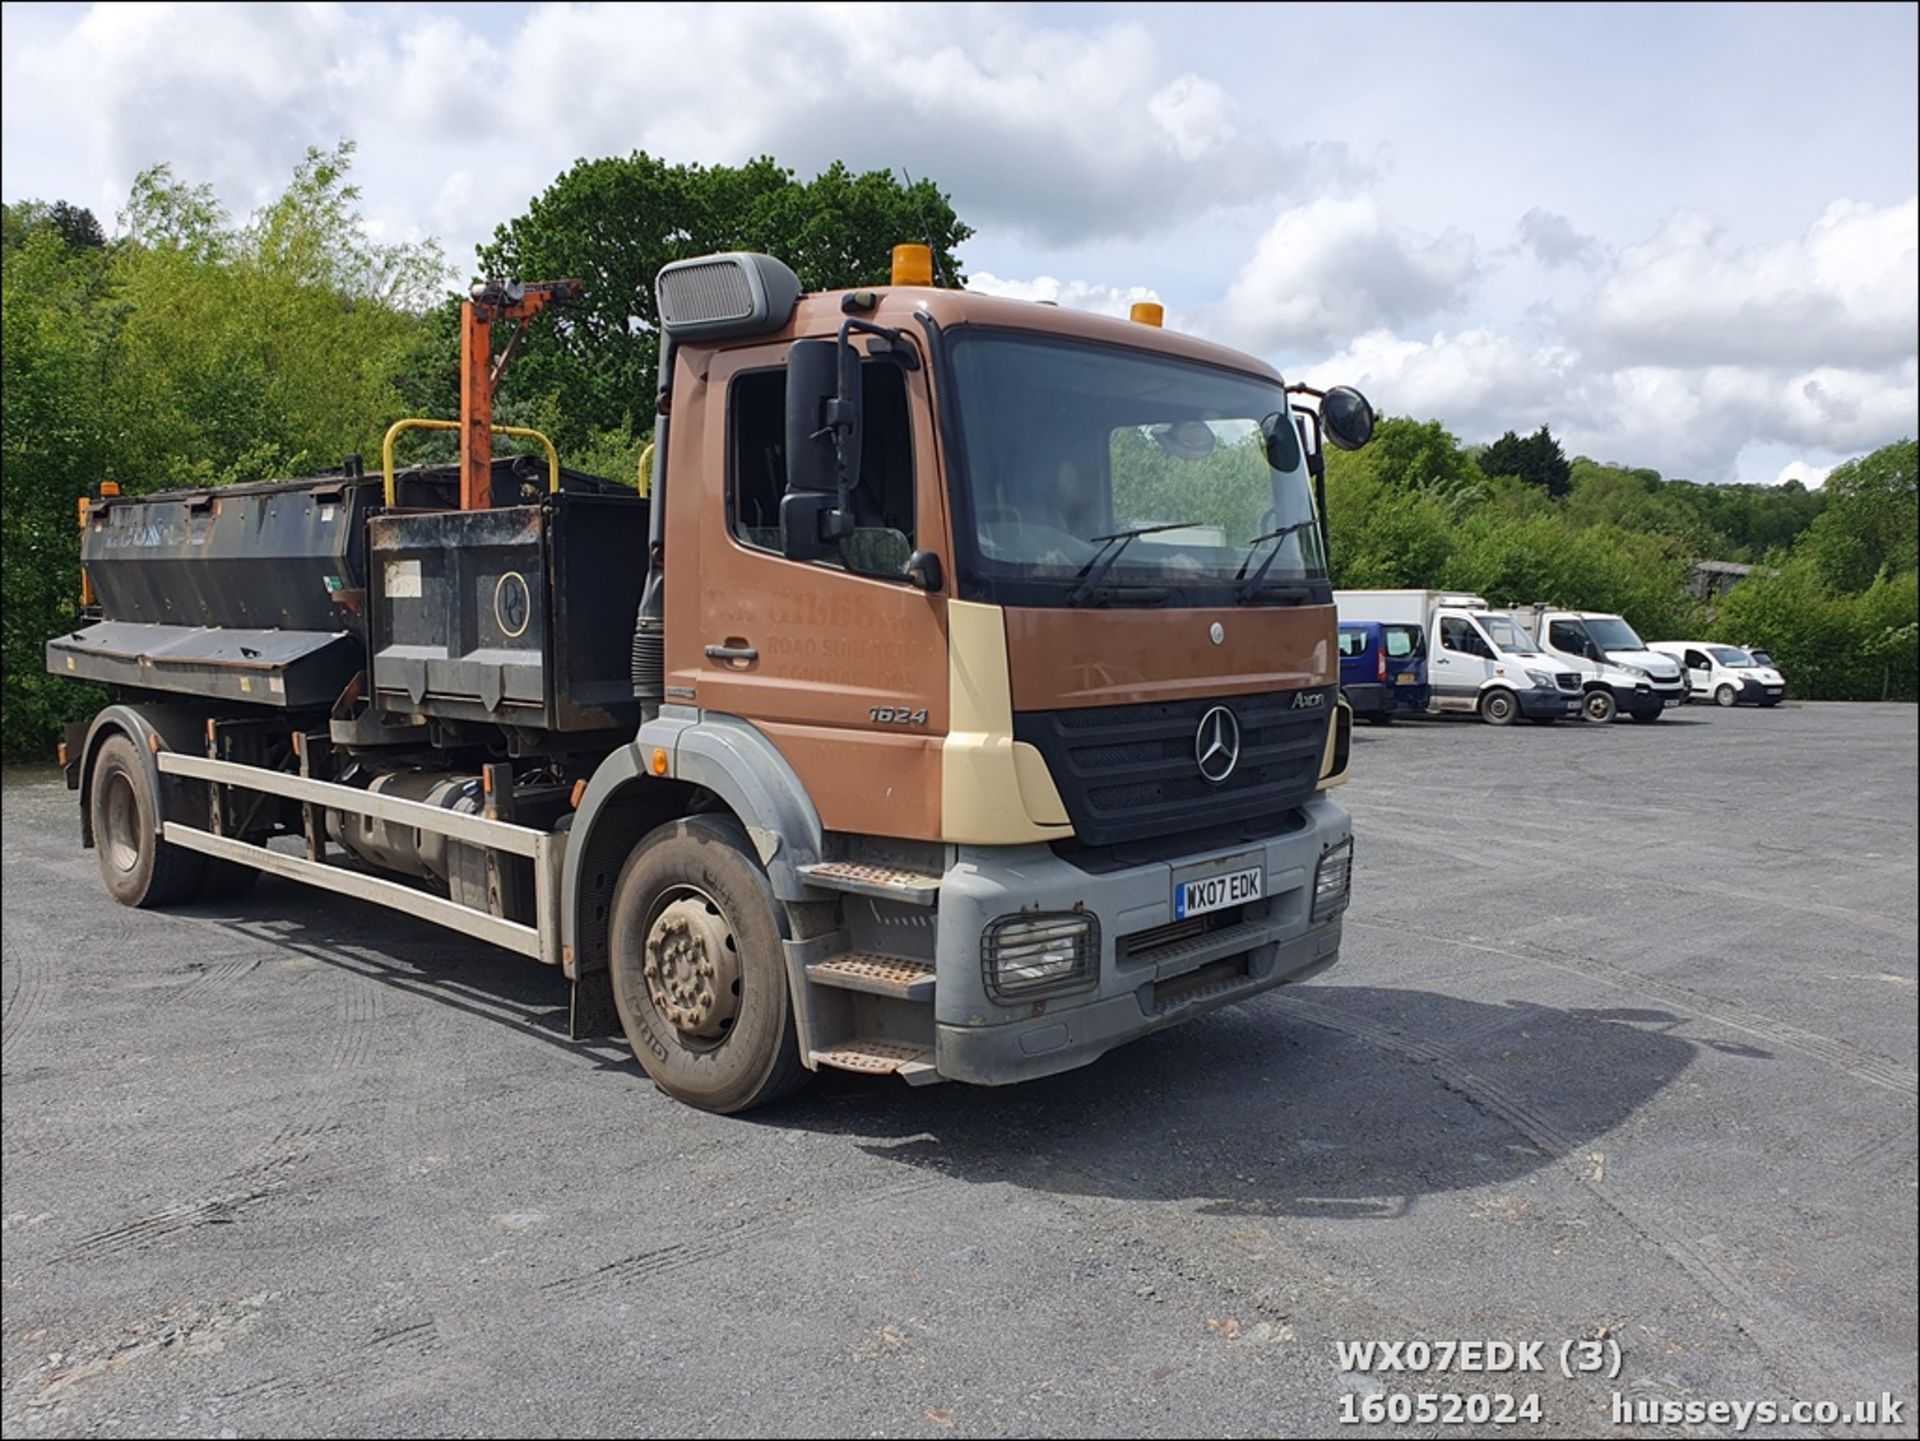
[608, 814, 810, 1114]
[1628, 709, 1664, 724]
[89, 733, 206, 908]
[1582, 689, 1617, 724]
[1715, 684, 1738, 708]
[1479, 689, 1519, 726]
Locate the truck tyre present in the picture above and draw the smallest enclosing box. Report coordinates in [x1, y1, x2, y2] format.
[1479, 689, 1518, 726]
[1715, 684, 1738, 707]
[607, 814, 809, 1114]
[1582, 689, 1616, 724]
[89, 733, 206, 908]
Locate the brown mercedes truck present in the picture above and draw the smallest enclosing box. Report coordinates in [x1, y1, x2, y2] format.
[47, 246, 1374, 1113]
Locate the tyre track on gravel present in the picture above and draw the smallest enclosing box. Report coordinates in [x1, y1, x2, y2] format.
[1273, 989, 1899, 1410]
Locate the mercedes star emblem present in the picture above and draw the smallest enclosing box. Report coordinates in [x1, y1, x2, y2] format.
[1195, 705, 1241, 784]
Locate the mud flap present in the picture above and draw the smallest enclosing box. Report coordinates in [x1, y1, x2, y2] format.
[569, 969, 621, 1039]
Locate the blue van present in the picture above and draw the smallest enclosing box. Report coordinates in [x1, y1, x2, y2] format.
[1338, 620, 1430, 724]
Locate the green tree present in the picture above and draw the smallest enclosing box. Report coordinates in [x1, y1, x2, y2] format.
[1480, 425, 1572, 498]
[2, 146, 447, 758]
[1796, 439, 1918, 592]
[472, 154, 971, 448]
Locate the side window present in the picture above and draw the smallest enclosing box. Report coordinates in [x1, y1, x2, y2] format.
[1685, 649, 1710, 670]
[1338, 630, 1367, 658]
[728, 360, 917, 576]
[1548, 620, 1583, 653]
[1440, 617, 1481, 656]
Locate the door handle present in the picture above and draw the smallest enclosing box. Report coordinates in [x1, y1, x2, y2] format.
[705, 642, 758, 664]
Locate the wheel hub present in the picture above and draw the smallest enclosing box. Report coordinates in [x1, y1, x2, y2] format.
[642, 896, 741, 1038]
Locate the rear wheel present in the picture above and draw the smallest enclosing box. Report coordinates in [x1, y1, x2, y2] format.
[1479, 689, 1519, 726]
[1582, 689, 1616, 724]
[89, 733, 206, 908]
[608, 814, 809, 1114]
[1715, 684, 1738, 708]
[1364, 712, 1394, 726]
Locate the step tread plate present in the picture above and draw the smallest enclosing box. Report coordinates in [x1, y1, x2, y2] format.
[811, 1037, 937, 1079]
[807, 952, 936, 1000]
[798, 860, 941, 906]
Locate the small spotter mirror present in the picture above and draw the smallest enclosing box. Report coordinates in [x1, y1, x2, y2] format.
[1322, 386, 1376, 451]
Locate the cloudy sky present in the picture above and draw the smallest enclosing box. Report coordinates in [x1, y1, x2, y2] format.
[4, 1, 1915, 485]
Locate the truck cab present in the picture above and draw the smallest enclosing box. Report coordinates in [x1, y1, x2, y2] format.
[1510, 607, 1688, 723]
[1337, 620, 1429, 723]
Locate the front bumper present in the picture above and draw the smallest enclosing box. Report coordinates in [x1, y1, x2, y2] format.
[1609, 682, 1687, 718]
[932, 795, 1351, 1085]
[1742, 678, 1785, 705]
[1519, 686, 1583, 719]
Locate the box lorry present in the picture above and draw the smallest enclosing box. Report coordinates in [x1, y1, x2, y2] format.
[47, 247, 1373, 1113]
[1507, 606, 1687, 723]
[1334, 591, 1582, 725]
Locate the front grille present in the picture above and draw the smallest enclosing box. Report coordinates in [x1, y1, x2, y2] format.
[1014, 687, 1332, 848]
[1555, 673, 1581, 692]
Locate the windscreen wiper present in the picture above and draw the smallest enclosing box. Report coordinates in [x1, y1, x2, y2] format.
[1234, 520, 1319, 602]
[1068, 523, 1192, 605]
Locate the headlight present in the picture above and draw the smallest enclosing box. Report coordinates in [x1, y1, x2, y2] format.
[982, 912, 1097, 1001]
[1617, 663, 1649, 680]
[1524, 668, 1553, 687]
[1312, 840, 1353, 923]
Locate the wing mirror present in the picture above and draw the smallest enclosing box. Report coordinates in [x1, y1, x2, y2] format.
[1322, 385, 1376, 451]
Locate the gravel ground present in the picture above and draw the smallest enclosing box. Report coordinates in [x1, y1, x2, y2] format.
[3, 701, 1915, 1438]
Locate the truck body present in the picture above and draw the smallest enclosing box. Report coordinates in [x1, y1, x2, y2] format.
[1507, 606, 1687, 723]
[1336, 619, 1429, 722]
[1333, 590, 1582, 725]
[48, 249, 1369, 1113]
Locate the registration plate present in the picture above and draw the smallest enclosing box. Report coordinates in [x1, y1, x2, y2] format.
[1395, 673, 1416, 685]
[1176, 864, 1263, 919]
[1663, 697, 1681, 708]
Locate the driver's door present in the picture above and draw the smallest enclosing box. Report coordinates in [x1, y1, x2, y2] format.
[1430, 612, 1492, 711]
[664, 334, 952, 841]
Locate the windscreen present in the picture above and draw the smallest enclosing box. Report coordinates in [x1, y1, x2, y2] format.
[1709, 646, 1756, 667]
[1586, 616, 1647, 651]
[947, 331, 1323, 605]
[1481, 615, 1541, 655]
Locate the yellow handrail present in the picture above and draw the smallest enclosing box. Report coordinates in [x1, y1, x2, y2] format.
[636, 441, 655, 498]
[381, 418, 561, 507]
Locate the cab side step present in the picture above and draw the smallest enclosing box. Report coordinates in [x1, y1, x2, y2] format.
[797, 861, 940, 906]
[806, 953, 935, 1001]
[811, 1038, 939, 1083]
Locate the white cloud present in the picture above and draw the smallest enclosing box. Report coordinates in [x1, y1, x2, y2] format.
[1220, 196, 1477, 351]
[966, 272, 1164, 321]
[3, 3, 1359, 257]
[1515, 208, 1598, 268]
[1774, 460, 1833, 489]
[1579, 198, 1919, 369]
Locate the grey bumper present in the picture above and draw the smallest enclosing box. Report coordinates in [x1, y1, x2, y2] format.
[930, 796, 1351, 1085]
[1519, 686, 1583, 718]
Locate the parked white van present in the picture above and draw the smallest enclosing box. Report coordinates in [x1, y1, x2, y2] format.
[1647, 642, 1786, 707]
[1508, 606, 1688, 724]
